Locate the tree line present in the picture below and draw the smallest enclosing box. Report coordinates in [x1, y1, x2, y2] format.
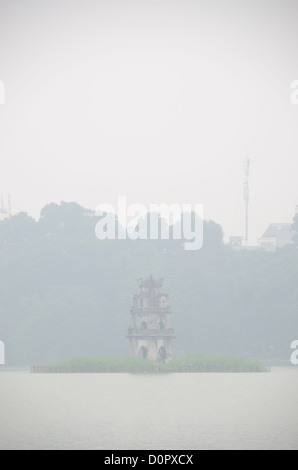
[0, 202, 297, 365]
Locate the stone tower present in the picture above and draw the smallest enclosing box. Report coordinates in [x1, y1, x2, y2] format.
[128, 276, 175, 363]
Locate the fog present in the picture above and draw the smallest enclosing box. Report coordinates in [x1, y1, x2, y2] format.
[0, 0, 298, 243]
[1, 0, 298, 451]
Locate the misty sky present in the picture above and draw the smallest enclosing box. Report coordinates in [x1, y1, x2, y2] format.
[0, 0, 297, 243]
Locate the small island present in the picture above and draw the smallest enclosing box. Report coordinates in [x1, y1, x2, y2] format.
[31, 278, 268, 374]
[32, 354, 268, 374]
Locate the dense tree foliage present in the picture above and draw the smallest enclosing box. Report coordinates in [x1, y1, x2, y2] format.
[0, 202, 297, 365]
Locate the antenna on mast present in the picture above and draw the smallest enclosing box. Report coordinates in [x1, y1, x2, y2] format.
[7, 194, 11, 217]
[243, 156, 250, 246]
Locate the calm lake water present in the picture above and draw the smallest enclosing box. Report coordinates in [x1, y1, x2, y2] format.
[0, 368, 298, 450]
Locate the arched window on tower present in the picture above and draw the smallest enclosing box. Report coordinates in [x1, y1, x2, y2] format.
[158, 321, 165, 330]
[141, 322, 148, 330]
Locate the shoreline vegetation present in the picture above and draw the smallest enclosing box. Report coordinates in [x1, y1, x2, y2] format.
[31, 354, 268, 374]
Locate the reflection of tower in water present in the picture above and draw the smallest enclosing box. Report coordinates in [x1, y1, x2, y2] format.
[128, 276, 175, 363]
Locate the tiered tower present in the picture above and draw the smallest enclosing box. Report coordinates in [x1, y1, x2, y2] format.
[128, 276, 175, 363]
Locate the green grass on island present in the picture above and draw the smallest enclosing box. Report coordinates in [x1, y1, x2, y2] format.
[32, 354, 268, 374]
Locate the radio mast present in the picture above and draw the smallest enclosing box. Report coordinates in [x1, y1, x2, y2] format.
[7, 194, 11, 217]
